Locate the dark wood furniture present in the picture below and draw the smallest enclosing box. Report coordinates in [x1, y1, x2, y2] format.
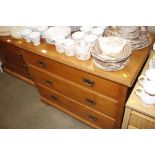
[0, 35, 154, 128]
[0, 40, 34, 85]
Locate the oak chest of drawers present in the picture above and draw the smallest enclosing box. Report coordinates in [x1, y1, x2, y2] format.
[0, 35, 154, 128]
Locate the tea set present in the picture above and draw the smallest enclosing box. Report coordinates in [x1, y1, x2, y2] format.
[55, 26, 106, 61]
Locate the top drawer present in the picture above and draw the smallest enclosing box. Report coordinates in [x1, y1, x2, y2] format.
[0, 44, 26, 67]
[23, 51, 121, 100]
[3, 44, 23, 56]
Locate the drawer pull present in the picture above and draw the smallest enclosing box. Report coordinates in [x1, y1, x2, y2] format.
[38, 60, 47, 68]
[45, 80, 52, 86]
[18, 54, 23, 59]
[50, 95, 59, 101]
[88, 115, 97, 122]
[82, 78, 95, 87]
[85, 98, 96, 106]
[28, 75, 33, 80]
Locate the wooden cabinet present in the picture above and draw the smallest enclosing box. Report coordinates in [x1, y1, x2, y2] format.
[0, 35, 154, 128]
[0, 41, 34, 85]
[122, 52, 155, 129]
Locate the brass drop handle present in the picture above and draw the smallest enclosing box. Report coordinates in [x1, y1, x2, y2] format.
[45, 80, 52, 86]
[88, 115, 97, 122]
[50, 95, 59, 101]
[38, 60, 47, 68]
[82, 78, 95, 87]
[85, 98, 96, 106]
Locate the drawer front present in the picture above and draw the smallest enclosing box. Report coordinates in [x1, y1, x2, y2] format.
[5, 62, 32, 79]
[3, 52, 27, 67]
[129, 111, 155, 129]
[1, 44, 27, 67]
[24, 51, 120, 100]
[30, 66, 118, 119]
[38, 85, 115, 128]
[4, 43, 23, 56]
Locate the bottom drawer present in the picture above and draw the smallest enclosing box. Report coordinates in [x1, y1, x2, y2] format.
[38, 84, 115, 129]
[4, 62, 32, 79]
[129, 111, 155, 129]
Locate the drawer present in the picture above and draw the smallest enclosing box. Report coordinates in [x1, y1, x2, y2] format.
[38, 85, 115, 128]
[1, 46, 26, 68]
[24, 51, 120, 100]
[5, 62, 32, 79]
[30, 66, 118, 119]
[4, 43, 23, 56]
[3, 53, 27, 68]
[129, 111, 155, 129]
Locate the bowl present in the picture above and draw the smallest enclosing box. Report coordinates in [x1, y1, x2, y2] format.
[92, 37, 132, 61]
[44, 26, 71, 44]
[10, 26, 27, 39]
[72, 31, 85, 40]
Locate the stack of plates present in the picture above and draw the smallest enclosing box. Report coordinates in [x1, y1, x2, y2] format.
[0, 26, 12, 36]
[104, 26, 151, 50]
[90, 37, 132, 71]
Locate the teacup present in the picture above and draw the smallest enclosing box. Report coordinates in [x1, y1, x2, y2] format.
[135, 81, 155, 105]
[64, 39, 75, 56]
[75, 40, 91, 61]
[29, 31, 41, 45]
[138, 69, 155, 85]
[55, 38, 66, 54]
[21, 29, 32, 42]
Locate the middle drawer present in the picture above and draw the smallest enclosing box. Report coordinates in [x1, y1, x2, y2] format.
[29, 65, 118, 119]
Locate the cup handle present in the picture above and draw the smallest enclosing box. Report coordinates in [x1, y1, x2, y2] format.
[138, 75, 146, 86]
[135, 86, 143, 98]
